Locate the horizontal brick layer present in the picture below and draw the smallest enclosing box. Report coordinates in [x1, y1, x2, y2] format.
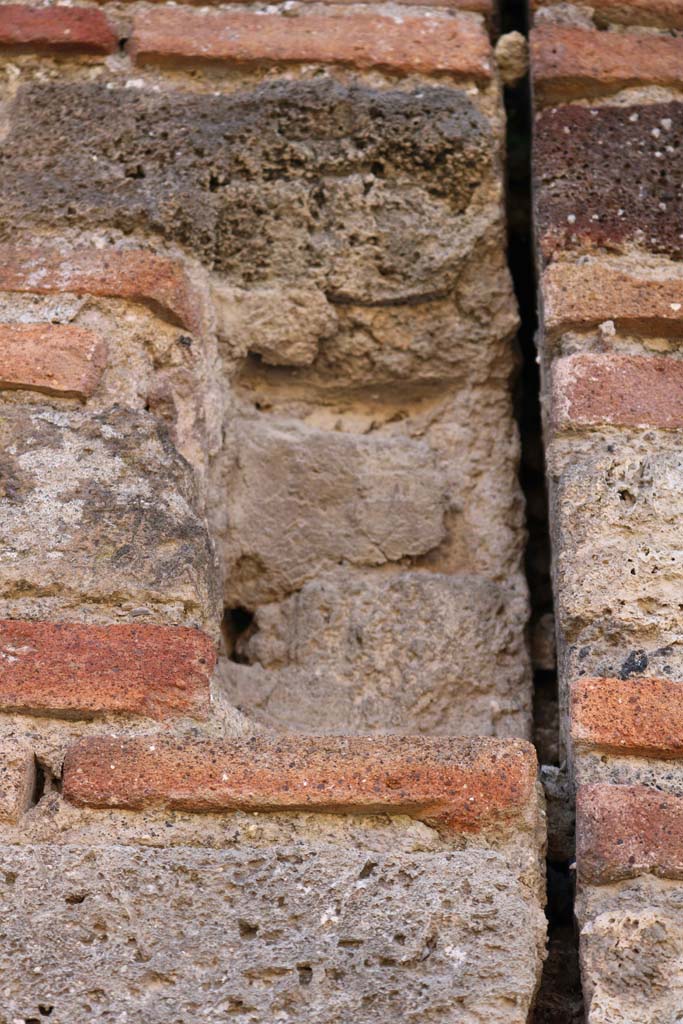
[0, 621, 216, 720]
[552, 353, 683, 431]
[63, 735, 538, 835]
[572, 676, 683, 758]
[0, 323, 107, 399]
[0, 247, 204, 335]
[95, 0, 493, 9]
[534, 102, 683, 262]
[542, 262, 683, 339]
[577, 784, 683, 883]
[129, 9, 492, 79]
[531, 25, 683, 103]
[0, 5, 117, 55]
[533, 0, 683, 30]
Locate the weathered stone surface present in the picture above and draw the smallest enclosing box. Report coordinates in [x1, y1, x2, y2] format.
[129, 9, 493, 79]
[219, 418, 448, 605]
[0, 842, 546, 1023]
[0, 80, 497, 302]
[0, 5, 117, 54]
[0, 246, 206, 335]
[553, 447, 683, 639]
[534, 103, 683, 262]
[0, 620, 215, 720]
[577, 784, 683, 884]
[0, 737, 35, 823]
[223, 570, 531, 737]
[531, 24, 683, 103]
[63, 734, 540, 839]
[542, 258, 683, 340]
[552, 353, 683, 432]
[0, 323, 107, 399]
[572, 675, 683, 759]
[0, 403, 220, 632]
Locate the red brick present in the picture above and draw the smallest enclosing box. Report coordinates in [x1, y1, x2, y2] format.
[572, 676, 683, 758]
[129, 9, 492, 80]
[0, 738, 36, 824]
[0, 323, 107, 400]
[0, 621, 215, 720]
[0, 247, 205, 336]
[542, 262, 683, 340]
[0, 5, 117, 55]
[531, 25, 683, 104]
[533, 0, 683, 30]
[577, 784, 683, 884]
[552, 353, 683, 432]
[96, 0, 493, 10]
[63, 735, 538, 836]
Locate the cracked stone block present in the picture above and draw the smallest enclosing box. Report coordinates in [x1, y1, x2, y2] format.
[0, 402, 221, 632]
[222, 569, 531, 737]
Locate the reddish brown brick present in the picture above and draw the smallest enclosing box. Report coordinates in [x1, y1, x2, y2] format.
[533, 0, 683, 30]
[0, 323, 107, 400]
[534, 102, 683, 262]
[0, 621, 216, 720]
[542, 262, 683, 340]
[129, 9, 492, 80]
[63, 735, 538, 836]
[0, 5, 117, 55]
[552, 353, 683, 432]
[572, 676, 683, 758]
[531, 25, 683, 104]
[0, 247, 205, 336]
[97, 0, 492, 10]
[577, 784, 683, 883]
[0, 738, 36, 824]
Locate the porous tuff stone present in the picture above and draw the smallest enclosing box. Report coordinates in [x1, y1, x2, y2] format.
[0, 403, 220, 631]
[223, 570, 531, 737]
[0, 80, 497, 302]
[218, 418, 448, 605]
[534, 102, 683, 262]
[0, 843, 546, 1023]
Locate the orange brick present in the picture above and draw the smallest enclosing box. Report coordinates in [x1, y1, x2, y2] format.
[0, 323, 107, 400]
[0, 5, 117, 55]
[552, 353, 683, 432]
[577, 784, 683, 884]
[0, 247, 205, 336]
[0, 621, 216, 720]
[63, 735, 538, 836]
[532, 0, 683, 30]
[531, 24, 683, 103]
[129, 9, 492, 80]
[572, 676, 683, 758]
[542, 262, 683, 340]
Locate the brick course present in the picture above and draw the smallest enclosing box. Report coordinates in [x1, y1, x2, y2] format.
[572, 676, 683, 758]
[0, 5, 117, 55]
[0, 323, 107, 399]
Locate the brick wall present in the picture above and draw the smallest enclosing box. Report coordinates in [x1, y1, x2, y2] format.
[0, 2, 546, 1019]
[531, 2, 683, 1019]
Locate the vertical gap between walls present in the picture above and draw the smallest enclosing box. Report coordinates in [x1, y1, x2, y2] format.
[500, 2, 584, 1019]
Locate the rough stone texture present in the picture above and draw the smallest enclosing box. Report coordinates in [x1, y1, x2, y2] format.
[577, 784, 683, 884]
[542, 259, 683, 340]
[551, 353, 683, 432]
[222, 570, 531, 737]
[0, 322, 107, 400]
[530, 24, 683, 104]
[0, 402, 220, 632]
[219, 417, 448, 605]
[0, 842, 546, 1024]
[0, 80, 498, 302]
[0, 246, 206, 336]
[0, 5, 117, 55]
[534, 102, 683, 263]
[129, 9, 493, 79]
[572, 676, 683, 759]
[0, 620, 215, 720]
[0, 737, 35, 823]
[63, 734, 540, 839]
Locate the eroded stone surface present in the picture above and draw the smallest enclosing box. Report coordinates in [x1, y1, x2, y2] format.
[223, 570, 531, 737]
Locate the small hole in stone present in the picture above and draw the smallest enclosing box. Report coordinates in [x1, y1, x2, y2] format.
[238, 919, 259, 939]
[223, 608, 255, 664]
[297, 965, 313, 986]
